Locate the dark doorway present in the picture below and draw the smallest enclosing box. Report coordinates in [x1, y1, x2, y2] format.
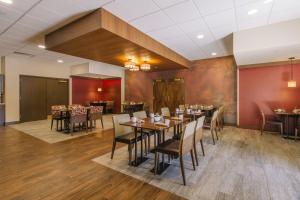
[20, 75, 69, 122]
[153, 78, 185, 113]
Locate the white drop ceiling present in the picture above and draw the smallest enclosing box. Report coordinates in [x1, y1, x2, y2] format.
[0, 0, 300, 65]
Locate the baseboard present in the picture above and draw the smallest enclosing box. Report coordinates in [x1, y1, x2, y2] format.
[5, 121, 20, 126]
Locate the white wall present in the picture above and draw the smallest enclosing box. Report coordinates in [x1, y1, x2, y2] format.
[234, 18, 300, 65]
[4, 54, 125, 123]
[4, 55, 71, 122]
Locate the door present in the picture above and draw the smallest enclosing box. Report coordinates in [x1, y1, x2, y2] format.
[20, 76, 69, 122]
[46, 79, 69, 115]
[20, 76, 47, 122]
[153, 79, 185, 113]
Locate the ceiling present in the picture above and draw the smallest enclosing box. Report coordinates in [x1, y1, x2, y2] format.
[0, 0, 300, 65]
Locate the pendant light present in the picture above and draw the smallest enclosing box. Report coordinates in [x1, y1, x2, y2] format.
[124, 59, 135, 69]
[140, 61, 151, 71]
[288, 57, 296, 88]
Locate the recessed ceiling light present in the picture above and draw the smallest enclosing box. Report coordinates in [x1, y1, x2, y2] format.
[57, 59, 64, 63]
[211, 52, 217, 56]
[263, 0, 273, 4]
[248, 9, 258, 15]
[0, 0, 13, 4]
[197, 34, 204, 39]
[38, 45, 46, 49]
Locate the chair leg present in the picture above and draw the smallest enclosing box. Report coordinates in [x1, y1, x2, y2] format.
[111, 139, 116, 160]
[190, 150, 196, 170]
[148, 135, 151, 153]
[280, 124, 283, 136]
[261, 122, 265, 135]
[100, 116, 104, 129]
[51, 119, 54, 130]
[193, 143, 199, 166]
[215, 128, 219, 140]
[295, 129, 298, 142]
[56, 119, 59, 131]
[211, 129, 215, 145]
[144, 138, 147, 156]
[200, 139, 205, 156]
[179, 156, 186, 185]
[154, 152, 158, 174]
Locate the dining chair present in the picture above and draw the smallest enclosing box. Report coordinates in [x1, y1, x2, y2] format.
[133, 111, 156, 153]
[106, 101, 114, 113]
[161, 107, 171, 117]
[69, 105, 88, 135]
[51, 105, 67, 131]
[154, 120, 197, 185]
[217, 106, 225, 131]
[203, 110, 219, 145]
[179, 105, 185, 110]
[260, 109, 283, 135]
[89, 106, 104, 130]
[194, 116, 205, 166]
[111, 114, 147, 165]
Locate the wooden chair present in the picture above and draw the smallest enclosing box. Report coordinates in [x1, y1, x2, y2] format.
[154, 120, 197, 185]
[111, 114, 147, 165]
[217, 106, 225, 130]
[179, 104, 185, 110]
[89, 106, 104, 130]
[194, 116, 205, 166]
[260, 110, 283, 135]
[69, 105, 88, 135]
[161, 107, 171, 117]
[203, 110, 219, 145]
[133, 111, 156, 153]
[51, 105, 67, 131]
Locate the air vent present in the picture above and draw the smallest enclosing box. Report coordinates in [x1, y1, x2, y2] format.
[13, 51, 35, 57]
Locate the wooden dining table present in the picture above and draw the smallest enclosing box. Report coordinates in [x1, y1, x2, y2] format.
[120, 117, 190, 173]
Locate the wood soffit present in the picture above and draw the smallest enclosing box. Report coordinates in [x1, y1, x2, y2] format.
[45, 8, 192, 71]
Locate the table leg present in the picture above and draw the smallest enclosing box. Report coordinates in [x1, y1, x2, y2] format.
[134, 127, 137, 165]
[131, 127, 148, 166]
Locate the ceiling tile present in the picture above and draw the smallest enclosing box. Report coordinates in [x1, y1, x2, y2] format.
[130, 11, 174, 32]
[178, 18, 207, 33]
[147, 25, 185, 41]
[152, 0, 188, 9]
[104, 0, 160, 21]
[186, 30, 215, 46]
[236, 0, 272, 30]
[74, 0, 113, 11]
[269, 8, 300, 24]
[163, 0, 201, 24]
[193, 0, 234, 16]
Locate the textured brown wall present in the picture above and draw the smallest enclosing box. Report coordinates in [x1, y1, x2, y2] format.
[125, 56, 237, 124]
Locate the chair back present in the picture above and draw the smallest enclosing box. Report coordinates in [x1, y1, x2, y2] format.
[180, 120, 197, 155]
[69, 105, 87, 117]
[179, 105, 185, 110]
[112, 114, 132, 137]
[161, 107, 171, 117]
[195, 116, 205, 142]
[211, 110, 219, 129]
[90, 106, 103, 114]
[51, 105, 66, 117]
[133, 111, 147, 119]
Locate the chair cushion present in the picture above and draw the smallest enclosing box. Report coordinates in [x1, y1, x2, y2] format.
[115, 132, 145, 143]
[155, 139, 180, 156]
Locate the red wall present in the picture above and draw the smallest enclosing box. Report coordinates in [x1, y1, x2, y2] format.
[72, 77, 121, 113]
[102, 79, 121, 113]
[239, 64, 300, 129]
[72, 77, 102, 105]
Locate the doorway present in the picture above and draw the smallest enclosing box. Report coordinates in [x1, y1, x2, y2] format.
[153, 78, 185, 113]
[20, 75, 69, 122]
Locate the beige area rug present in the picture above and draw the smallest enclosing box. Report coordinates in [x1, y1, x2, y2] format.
[92, 127, 300, 200]
[10, 114, 114, 144]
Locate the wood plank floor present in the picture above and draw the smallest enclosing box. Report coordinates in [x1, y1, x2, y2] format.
[0, 126, 184, 200]
[1, 126, 300, 200]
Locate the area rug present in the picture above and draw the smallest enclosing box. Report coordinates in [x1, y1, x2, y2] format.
[10, 114, 114, 144]
[92, 127, 299, 200]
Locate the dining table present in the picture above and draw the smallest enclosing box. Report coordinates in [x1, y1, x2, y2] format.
[275, 111, 300, 139]
[120, 116, 190, 174]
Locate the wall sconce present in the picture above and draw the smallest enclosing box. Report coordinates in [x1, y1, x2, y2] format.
[97, 88, 102, 92]
[288, 57, 297, 88]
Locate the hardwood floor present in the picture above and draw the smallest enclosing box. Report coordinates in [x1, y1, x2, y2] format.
[1, 126, 300, 200]
[0, 127, 183, 200]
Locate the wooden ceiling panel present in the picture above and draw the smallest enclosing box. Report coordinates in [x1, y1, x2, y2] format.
[45, 8, 191, 71]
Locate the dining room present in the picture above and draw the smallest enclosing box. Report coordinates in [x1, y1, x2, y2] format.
[1, 0, 300, 200]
